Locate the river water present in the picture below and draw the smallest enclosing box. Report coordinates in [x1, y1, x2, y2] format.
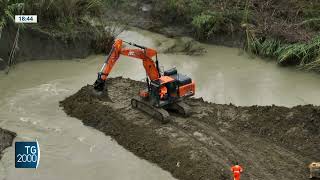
[0, 28, 320, 180]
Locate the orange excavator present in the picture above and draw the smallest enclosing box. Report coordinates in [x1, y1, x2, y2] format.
[93, 39, 195, 123]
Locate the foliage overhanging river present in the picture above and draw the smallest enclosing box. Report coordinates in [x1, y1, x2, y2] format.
[1, 28, 320, 180]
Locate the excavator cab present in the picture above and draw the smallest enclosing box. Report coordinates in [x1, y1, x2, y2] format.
[145, 68, 195, 108]
[144, 77, 173, 107]
[134, 68, 195, 123]
[163, 68, 195, 98]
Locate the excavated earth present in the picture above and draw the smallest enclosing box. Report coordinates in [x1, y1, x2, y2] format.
[60, 77, 320, 180]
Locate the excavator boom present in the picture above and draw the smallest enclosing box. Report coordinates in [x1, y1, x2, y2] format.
[94, 39, 160, 91]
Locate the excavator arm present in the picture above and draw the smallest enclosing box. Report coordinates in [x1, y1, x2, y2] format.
[94, 39, 161, 92]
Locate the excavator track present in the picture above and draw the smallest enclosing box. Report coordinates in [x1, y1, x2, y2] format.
[168, 101, 191, 117]
[131, 98, 170, 123]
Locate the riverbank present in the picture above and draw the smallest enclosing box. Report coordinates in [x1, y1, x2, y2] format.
[0, 0, 114, 70]
[0, 24, 112, 63]
[104, 0, 320, 71]
[0, 128, 16, 160]
[61, 77, 320, 180]
[1, 0, 319, 71]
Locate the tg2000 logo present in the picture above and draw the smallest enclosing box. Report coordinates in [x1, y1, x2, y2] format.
[15, 141, 40, 168]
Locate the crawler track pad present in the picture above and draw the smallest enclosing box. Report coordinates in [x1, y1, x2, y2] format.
[131, 98, 170, 123]
[168, 101, 191, 117]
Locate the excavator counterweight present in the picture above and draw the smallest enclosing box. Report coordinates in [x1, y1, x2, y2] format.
[93, 39, 195, 123]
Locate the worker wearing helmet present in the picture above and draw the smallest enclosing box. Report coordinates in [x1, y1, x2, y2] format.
[231, 162, 243, 180]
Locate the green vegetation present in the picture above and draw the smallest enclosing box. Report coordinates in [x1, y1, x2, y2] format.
[24, 0, 104, 31]
[241, 0, 320, 71]
[155, 0, 320, 39]
[191, 11, 242, 40]
[156, 0, 247, 40]
[1, 0, 320, 72]
[248, 36, 320, 70]
[0, 0, 108, 34]
[0, 0, 106, 40]
[150, 0, 320, 71]
[0, 0, 24, 38]
[0, 0, 117, 54]
[191, 12, 224, 40]
[103, 0, 125, 8]
[164, 0, 204, 20]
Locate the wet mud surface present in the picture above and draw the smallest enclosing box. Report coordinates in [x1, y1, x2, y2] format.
[61, 77, 320, 180]
[0, 128, 16, 159]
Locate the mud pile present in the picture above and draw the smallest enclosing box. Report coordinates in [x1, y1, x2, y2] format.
[0, 128, 16, 159]
[60, 77, 320, 180]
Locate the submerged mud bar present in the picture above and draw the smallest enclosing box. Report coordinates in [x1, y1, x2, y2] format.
[93, 39, 195, 123]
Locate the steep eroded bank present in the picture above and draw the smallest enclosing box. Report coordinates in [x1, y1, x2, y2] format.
[60, 77, 319, 180]
[0, 25, 113, 65]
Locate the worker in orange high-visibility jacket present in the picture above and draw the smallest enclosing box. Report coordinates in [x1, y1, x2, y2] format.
[159, 86, 168, 99]
[231, 162, 243, 180]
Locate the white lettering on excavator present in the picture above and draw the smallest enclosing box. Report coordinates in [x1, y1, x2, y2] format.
[128, 51, 135, 56]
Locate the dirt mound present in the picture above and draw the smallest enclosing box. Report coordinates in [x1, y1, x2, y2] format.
[0, 128, 16, 159]
[60, 77, 319, 180]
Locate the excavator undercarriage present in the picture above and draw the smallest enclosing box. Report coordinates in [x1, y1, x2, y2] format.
[131, 97, 190, 123]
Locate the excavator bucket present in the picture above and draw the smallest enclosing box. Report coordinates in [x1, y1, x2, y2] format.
[94, 78, 105, 92]
[92, 79, 105, 96]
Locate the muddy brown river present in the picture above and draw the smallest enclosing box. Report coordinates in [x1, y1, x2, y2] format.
[0, 28, 320, 180]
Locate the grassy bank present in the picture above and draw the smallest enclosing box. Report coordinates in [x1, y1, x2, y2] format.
[155, 0, 320, 70]
[2, 0, 319, 71]
[153, 0, 320, 41]
[1, 0, 115, 54]
[248, 35, 320, 71]
[106, 0, 320, 72]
